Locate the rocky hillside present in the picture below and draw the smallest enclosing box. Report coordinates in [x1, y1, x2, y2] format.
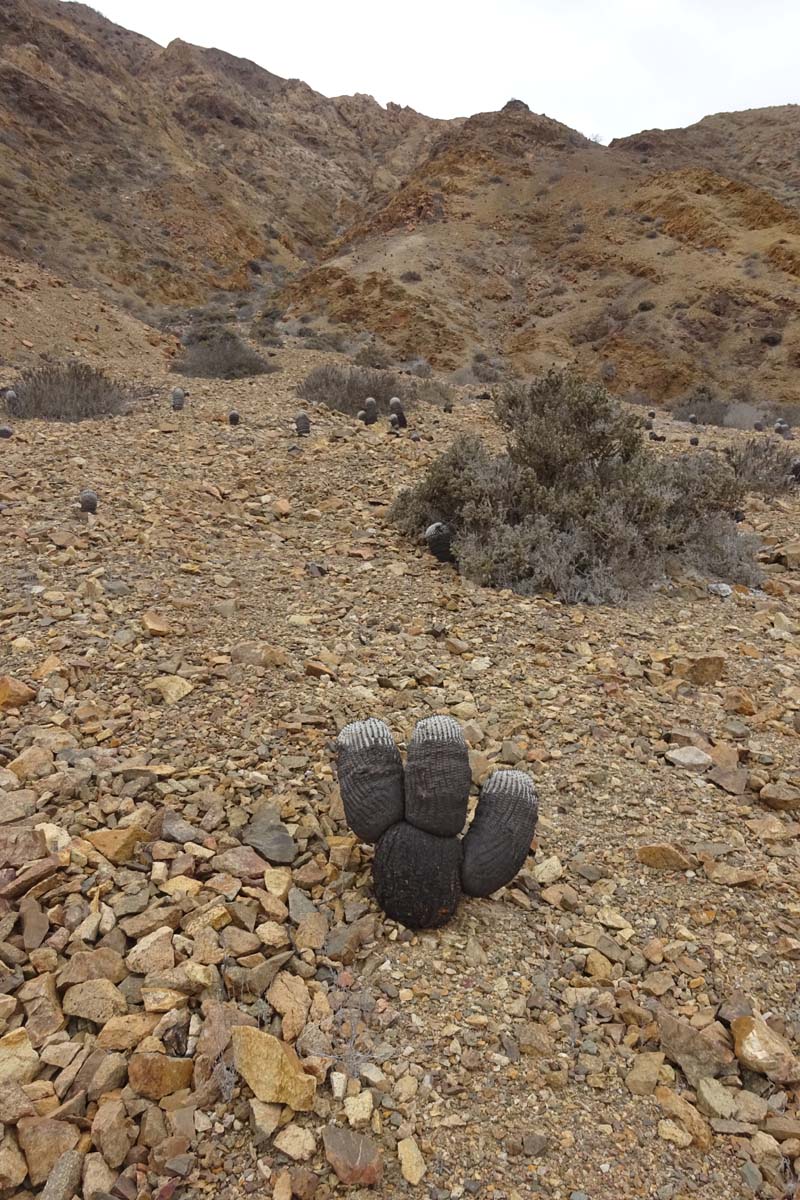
[0, 0, 447, 307]
[2, 2, 800, 408]
[289, 101, 800, 406]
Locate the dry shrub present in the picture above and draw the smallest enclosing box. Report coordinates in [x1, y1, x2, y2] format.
[7, 362, 132, 421]
[724, 438, 798, 497]
[392, 368, 761, 603]
[172, 331, 276, 380]
[297, 364, 409, 415]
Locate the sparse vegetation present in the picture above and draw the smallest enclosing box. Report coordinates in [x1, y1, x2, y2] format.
[724, 438, 798, 497]
[392, 369, 762, 603]
[297, 364, 410, 414]
[6, 362, 132, 421]
[400, 270, 422, 283]
[171, 331, 276, 380]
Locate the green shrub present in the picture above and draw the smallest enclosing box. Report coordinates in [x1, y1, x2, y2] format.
[172, 331, 276, 380]
[7, 362, 132, 421]
[392, 368, 760, 603]
[297, 364, 409, 415]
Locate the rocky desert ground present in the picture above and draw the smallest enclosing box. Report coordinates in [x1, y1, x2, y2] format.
[1, 3, 800, 1200]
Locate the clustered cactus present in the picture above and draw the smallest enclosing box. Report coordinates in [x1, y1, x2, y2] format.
[336, 716, 538, 929]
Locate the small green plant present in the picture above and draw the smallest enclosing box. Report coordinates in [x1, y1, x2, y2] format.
[392, 368, 760, 604]
[7, 362, 132, 421]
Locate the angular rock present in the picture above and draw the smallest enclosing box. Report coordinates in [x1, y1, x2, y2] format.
[128, 1052, 194, 1099]
[731, 1015, 800, 1083]
[322, 1126, 382, 1187]
[210, 845, 269, 879]
[636, 844, 693, 871]
[0, 1130, 26, 1191]
[91, 1097, 136, 1168]
[62, 979, 128, 1024]
[398, 1136, 426, 1185]
[82, 1152, 117, 1200]
[656, 1007, 734, 1086]
[150, 675, 194, 705]
[759, 781, 800, 812]
[665, 745, 712, 770]
[655, 1085, 712, 1150]
[0, 676, 35, 710]
[126, 926, 175, 974]
[18, 972, 64, 1046]
[267, 972, 311, 1043]
[17, 1116, 80, 1186]
[231, 1027, 316, 1110]
[0, 827, 47, 868]
[626, 1051, 664, 1096]
[86, 825, 147, 864]
[0, 1028, 39, 1086]
[0, 1080, 37, 1123]
[274, 1123, 316, 1162]
[241, 802, 297, 865]
[40, 1148, 85, 1200]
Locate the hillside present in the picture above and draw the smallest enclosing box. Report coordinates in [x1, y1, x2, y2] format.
[0, 0, 447, 308]
[288, 101, 800, 405]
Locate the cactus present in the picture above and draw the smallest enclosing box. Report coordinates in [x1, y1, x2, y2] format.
[389, 397, 407, 428]
[79, 489, 98, 513]
[424, 522, 455, 564]
[336, 716, 538, 929]
[294, 413, 311, 436]
[229, 410, 240, 426]
[171, 387, 185, 412]
[363, 398, 378, 426]
[0, 426, 12, 439]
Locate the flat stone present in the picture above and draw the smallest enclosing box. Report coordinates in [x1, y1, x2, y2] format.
[97, 1012, 160, 1051]
[18, 972, 64, 1046]
[636, 844, 693, 870]
[322, 1126, 383, 1187]
[211, 845, 269, 879]
[398, 1136, 426, 1185]
[82, 1152, 116, 1199]
[17, 1116, 80, 1186]
[0, 827, 47, 868]
[57, 948, 127, 987]
[274, 1123, 316, 1161]
[655, 1085, 712, 1150]
[126, 926, 175, 974]
[62, 979, 128, 1024]
[249, 1099, 282, 1143]
[665, 745, 712, 770]
[86, 825, 147, 864]
[150, 675, 194, 705]
[142, 610, 171, 637]
[231, 1027, 316, 1110]
[241, 802, 297, 865]
[128, 1053, 194, 1099]
[0, 1080, 37, 1123]
[696, 1076, 736, 1119]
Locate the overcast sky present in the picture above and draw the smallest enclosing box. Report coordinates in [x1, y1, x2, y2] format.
[86, 0, 799, 143]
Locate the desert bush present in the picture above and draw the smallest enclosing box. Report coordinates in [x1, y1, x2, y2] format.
[400, 270, 422, 283]
[171, 331, 276, 380]
[392, 368, 759, 603]
[297, 364, 409, 414]
[415, 378, 454, 408]
[724, 438, 798, 497]
[672, 385, 728, 426]
[6, 362, 132, 421]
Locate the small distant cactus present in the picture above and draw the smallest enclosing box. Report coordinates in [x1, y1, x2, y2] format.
[689, 436, 699, 446]
[79, 489, 98, 513]
[171, 387, 185, 412]
[688, 414, 698, 425]
[363, 398, 378, 426]
[388, 397, 407, 428]
[357, 409, 367, 424]
[0, 425, 12, 439]
[294, 413, 311, 436]
[228, 410, 240, 426]
[754, 421, 765, 432]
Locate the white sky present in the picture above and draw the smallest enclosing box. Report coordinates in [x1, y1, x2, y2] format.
[84, 0, 799, 143]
